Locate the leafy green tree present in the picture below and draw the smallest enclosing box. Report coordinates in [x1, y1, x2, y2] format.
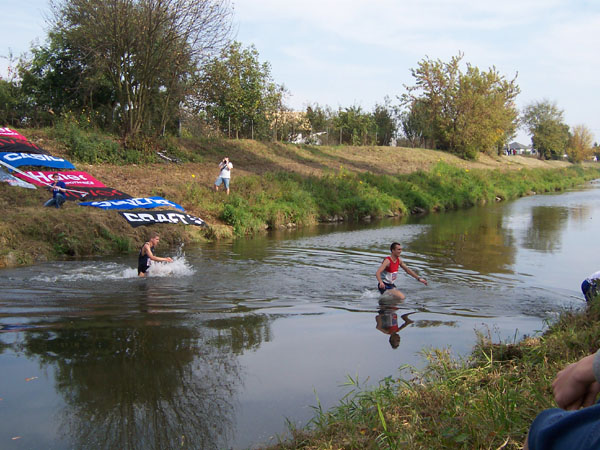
[17, 31, 115, 128]
[452, 64, 519, 158]
[399, 99, 431, 148]
[49, 0, 233, 138]
[0, 53, 32, 126]
[305, 103, 333, 133]
[372, 98, 397, 146]
[567, 124, 593, 163]
[532, 119, 570, 160]
[333, 105, 376, 146]
[521, 100, 564, 134]
[0, 79, 24, 126]
[196, 41, 286, 140]
[522, 100, 570, 159]
[401, 53, 519, 159]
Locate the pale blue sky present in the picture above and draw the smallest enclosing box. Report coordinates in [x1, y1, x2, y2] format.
[3, 0, 599, 144]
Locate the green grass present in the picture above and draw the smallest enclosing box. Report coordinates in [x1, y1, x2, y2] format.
[182, 163, 600, 236]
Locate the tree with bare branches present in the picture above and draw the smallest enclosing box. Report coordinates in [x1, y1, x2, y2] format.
[49, 0, 233, 138]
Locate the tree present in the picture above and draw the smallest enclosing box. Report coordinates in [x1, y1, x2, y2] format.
[401, 53, 520, 159]
[18, 31, 115, 128]
[0, 52, 32, 126]
[49, 0, 233, 138]
[452, 64, 519, 158]
[567, 124, 594, 163]
[333, 105, 375, 146]
[398, 99, 430, 148]
[195, 41, 286, 140]
[522, 100, 570, 159]
[521, 99, 564, 134]
[372, 98, 397, 146]
[305, 103, 332, 133]
[532, 119, 570, 160]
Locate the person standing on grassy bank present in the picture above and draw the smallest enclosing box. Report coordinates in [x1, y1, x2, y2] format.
[214, 156, 233, 195]
[43, 173, 67, 208]
[376, 242, 427, 300]
[138, 233, 173, 277]
[526, 350, 600, 449]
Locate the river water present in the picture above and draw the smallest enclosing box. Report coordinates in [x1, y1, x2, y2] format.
[1, 182, 599, 449]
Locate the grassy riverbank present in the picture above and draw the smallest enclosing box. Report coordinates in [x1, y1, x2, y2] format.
[1, 127, 599, 268]
[270, 300, 600, 450]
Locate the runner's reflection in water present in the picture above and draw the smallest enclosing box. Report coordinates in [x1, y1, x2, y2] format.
[375, 298, 415, 349]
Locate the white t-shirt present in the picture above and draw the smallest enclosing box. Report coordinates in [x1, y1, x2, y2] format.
[219, 162, 233, 179]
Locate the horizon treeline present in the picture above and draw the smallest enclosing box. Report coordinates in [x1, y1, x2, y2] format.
[0, 0, 596, 161]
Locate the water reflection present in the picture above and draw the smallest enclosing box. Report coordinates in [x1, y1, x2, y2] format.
[375, 298, 415, 349]
[523, 206, 568, 252]
[19, 324, 236, 449]
[206, 314, 273, 355]
[4, 302, 276, 449]
[410, 206, 516, 276]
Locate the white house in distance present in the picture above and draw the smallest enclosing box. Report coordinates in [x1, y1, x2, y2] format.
[505, 141, 535, 156]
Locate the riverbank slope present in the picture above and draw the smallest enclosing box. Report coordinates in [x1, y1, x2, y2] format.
[1, 128, 597, 267]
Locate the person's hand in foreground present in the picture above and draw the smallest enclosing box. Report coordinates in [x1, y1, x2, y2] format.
[553, 353, 600, 410]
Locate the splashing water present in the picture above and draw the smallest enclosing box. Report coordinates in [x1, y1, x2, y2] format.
[30, 255, 195, 283]
[146, 255, 195, 278]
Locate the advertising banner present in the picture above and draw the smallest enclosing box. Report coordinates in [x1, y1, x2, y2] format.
[15, 171, 106, 187]
[0, 128, 50, 155]
[64, 187, 132, 201]
[0, 167, 36, 189]
[119, 210, 206, 227]
[79, 196, 185, 211]
[0, 128, 27, 141]
[0, 152, 76, 169]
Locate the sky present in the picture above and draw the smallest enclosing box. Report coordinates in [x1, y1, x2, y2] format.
[2, 0, 600, 145]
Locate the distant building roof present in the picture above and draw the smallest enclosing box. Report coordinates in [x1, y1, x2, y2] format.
[508, 141, 530, 150]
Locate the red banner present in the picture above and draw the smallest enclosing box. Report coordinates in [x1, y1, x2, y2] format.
[15, 171, 106, 187]
[0, 128, 27, 141]
[64, 187, 132, 201]
[0, 128, 50, 155]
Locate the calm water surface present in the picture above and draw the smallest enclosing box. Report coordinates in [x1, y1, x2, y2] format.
[1, 182, 599, 449]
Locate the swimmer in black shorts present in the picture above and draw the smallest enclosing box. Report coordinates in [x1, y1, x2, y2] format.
[138, 233, 173, 277]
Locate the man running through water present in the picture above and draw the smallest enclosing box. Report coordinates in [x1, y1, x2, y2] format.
[376, 242, 427, 299]
[138, 233, 173, 277]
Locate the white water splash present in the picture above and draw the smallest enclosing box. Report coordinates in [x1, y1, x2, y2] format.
[145, 256, 195, 278]
[359, 288, 380, 300]
[31, 255, 195, 283]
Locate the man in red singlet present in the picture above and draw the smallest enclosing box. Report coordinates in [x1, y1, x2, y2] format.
[375, 242, 427, 300]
